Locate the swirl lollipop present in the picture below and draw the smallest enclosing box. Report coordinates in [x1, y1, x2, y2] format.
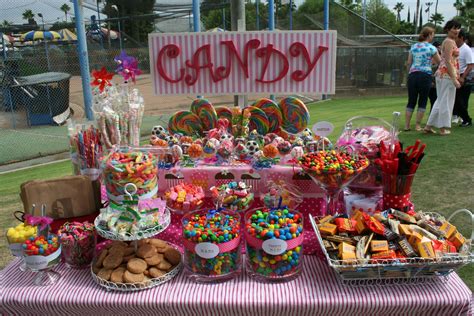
[215, 107, 233, 123]
[190, 98, 217, 131]
[244, 106, 270, 135]
[253, 98, 283, 133]
[168, 111, 203, 136]
[279, 97, 309, 134]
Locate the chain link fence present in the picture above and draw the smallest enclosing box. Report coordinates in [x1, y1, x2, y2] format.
[0, 1, 410, 166]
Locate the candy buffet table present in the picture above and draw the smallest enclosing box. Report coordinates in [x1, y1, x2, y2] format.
[1, 257, 472, 316]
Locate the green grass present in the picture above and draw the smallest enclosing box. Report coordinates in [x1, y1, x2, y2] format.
[0, 95, 473, 289]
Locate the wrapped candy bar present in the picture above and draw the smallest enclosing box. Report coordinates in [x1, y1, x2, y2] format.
[315, 209, 471, 266]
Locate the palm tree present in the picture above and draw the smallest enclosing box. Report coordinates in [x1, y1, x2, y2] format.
[393, 2, 404, 22]
[1, 20, 12, 28]
[434, 0, 439, 15]
[22, 9, 35, 22]
[429, 12, 444, 28]
[425, 2, 433, 22]
[454, 0, 463, 16]
[414, 0, 420, 34]
[60, 3, 71, 22]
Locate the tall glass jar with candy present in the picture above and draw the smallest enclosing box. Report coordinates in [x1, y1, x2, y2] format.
[245, 207, 304, 282]
[103, 148, 158, 202]
[182, 209, 241, 283]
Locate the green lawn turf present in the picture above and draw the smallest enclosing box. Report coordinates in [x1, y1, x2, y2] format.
[0, 95, 472, 289]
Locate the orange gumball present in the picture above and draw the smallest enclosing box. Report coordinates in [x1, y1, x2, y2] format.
[180, 136, 193, 144]
[263, 144, 278, 158]
[153, 139, 168, 148]
[188, 143, 203, 158]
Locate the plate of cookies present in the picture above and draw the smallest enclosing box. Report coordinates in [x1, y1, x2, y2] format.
[91, 239, 182, 291]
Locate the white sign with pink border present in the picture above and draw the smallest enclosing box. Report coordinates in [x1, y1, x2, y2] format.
[148, 31, 337, 95]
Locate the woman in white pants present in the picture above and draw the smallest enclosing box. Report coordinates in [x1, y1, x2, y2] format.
[424, 20, 462, 135]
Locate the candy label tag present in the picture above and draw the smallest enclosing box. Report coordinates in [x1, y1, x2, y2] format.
[262, 239, 287, 255]
[24, 247, 61, 271]
[195, 242, 220, 259]
[312, 121, 334, 137]
[9, 243, 23, 257]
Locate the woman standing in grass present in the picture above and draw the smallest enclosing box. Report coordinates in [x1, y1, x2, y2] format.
[405, 27, 440, 131]
[424, 20, 462, 136]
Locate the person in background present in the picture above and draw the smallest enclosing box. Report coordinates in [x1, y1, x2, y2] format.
[424, 20, 462, 136]
[428, 41, 442, 111]
[452, 29, 474, 127]
[404, 27, 440, 131]
[453, 30, 473, 127]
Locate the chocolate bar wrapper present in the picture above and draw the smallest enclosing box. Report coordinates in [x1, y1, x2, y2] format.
[410, 225, 438, 241]
[356, 236, 369, 264]
[397, 237, 417, 258]
[392, 210, 417, 224]
[417, 219, 444, 238]
[325, 235, 357, 246]
[388, 219, 400, 235]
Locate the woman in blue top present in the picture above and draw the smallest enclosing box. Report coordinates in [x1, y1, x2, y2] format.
[404, 27, 441, 131]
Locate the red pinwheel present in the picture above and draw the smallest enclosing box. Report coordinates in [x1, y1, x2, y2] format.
[91, 67, 114, 92]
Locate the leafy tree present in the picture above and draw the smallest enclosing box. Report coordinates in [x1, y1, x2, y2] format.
[397, 20, 416, 34]
[22, 9, 35, 21]
[393, 2, 404, 22]
[366, 0, 398, 33]
[102, 0, 155, 44]
[339, 0, 362, 12]
[50, 21, 76, 31]
[60, 3, 71, 22]
[407, 6, 410, 22]
[429, 12, 444, 28]
[1, 20, 12, 28]
[452, 0, 473, 31]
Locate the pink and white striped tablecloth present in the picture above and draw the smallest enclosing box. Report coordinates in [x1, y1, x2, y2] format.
[1, 257, 472, 316]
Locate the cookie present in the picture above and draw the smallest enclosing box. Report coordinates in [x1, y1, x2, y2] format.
[144, 269, 150, 277]
[108, 245, 126, 257]
[123, 270, 145, 283]
[149, 267, 166, 278]
[97, 268, 113, 281]
[103, 254, 123, 269]
[107, 240, 128, 249]
[145, 253, 163, 266]
[127, 258, 147, 274]
[136, 244, 156, 259]
[124, 247, 135, 256]
[95, 249, 108, 268]
[92, 265, 101, 274]
[110, 267, 126, 283]
[158, 259, 172, 271]
[123, 254, 136, 263]
[148, 239, 168, 250]
[164, 248, 181, 266]
[137, 239, 149, 247]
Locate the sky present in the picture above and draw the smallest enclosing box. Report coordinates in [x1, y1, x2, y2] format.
[384, 0, 457, 22]
[0, 0, 459, 26]
[0, 0, 102, 25]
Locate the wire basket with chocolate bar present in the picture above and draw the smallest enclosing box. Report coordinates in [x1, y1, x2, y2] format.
[310, 209, 473, 285]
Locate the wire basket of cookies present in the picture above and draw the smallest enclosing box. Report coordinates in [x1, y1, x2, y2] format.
[91, 239, 182, 292]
